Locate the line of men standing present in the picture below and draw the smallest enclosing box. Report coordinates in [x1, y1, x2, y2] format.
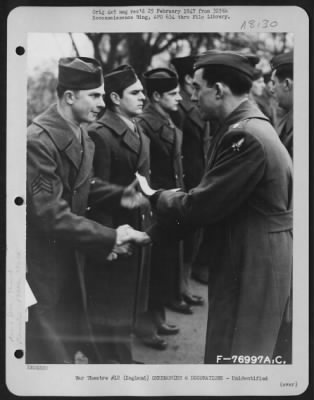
[26, 49, 293, 365]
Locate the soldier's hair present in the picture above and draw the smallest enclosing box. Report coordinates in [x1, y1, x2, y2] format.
[104, 88, 124, 110]
[201, 65, 252, 96]
[177, 71, 193, 86]
[56, 84, 79, 99]
[146, 87, 161, 99]
[274, 64, 293, 81]
[146, 86, 175, 99]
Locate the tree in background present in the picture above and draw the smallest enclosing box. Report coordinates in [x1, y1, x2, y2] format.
[86, 32, 292, 76]
[27, 65, 57, 126]
[27, 32, 293, 124]
[87, 32, 226, 75]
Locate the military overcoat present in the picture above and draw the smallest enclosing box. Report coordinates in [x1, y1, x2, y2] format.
[155, 100, 293, 362]
[171, 89, 211, 266]
[87, 110, 152, 329]
[275, 109, 293, 158]
[137, 103, 185, 303]
[171, 89, 211, 190]
[26, 104, 124, 363]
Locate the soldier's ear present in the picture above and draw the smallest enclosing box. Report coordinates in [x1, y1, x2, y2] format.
[110, 92, 121, 106]
[64, 90, 77, 105]
[185, 74, 193, 86]
[284, 78, 293, 92]
[214, 82, 224, 99]
[152, 91, 161, 103]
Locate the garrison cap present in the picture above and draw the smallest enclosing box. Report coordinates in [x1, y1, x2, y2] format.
[270, 51, 293, 70]
[252, 68, 263, 80]
[58, 57, 103, 90]
[194, 51, 260, 80]
[171, 56, 196, 78]
[143, 68, 179, 94]
[104, 64, 138, 94]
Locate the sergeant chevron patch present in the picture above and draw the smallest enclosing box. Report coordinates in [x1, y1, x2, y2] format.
[31, 174, 53, 195]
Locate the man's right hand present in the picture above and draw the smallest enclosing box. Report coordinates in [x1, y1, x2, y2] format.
[106, 225, 151, 261]
[116, 224, 151, 246]
[106, 242, 132, 261]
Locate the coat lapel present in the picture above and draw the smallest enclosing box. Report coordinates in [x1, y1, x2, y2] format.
[98, 110, 140, 155]
[179, 90, 204, 130]
[141, 104, 164, 132]
[136, 123, 150, 173]
[173, 125, 183, 157]
[142, 104, 176, 145]
[277, 109, 293, 138]
[63, 139, 83, 171]
[74, 129, 95, 189]
[122, 130, 141, 155]
[33, 104, 83, 171]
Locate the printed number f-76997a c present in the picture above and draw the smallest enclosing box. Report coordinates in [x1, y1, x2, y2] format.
[216, 355, 286, 364]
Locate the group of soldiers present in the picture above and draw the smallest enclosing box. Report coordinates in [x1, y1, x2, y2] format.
[26, 48, 293, 365]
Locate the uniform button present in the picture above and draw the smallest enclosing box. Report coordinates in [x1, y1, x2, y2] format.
[182, 174, 185, 178]
[149, 170, 152, 175]
[181, 155, 184, 160]
[142, 214, 145, 220]
[150, 211, 153, 217]
[73, 190, 77, 195]
[91, 179, 96, 185]
[175, 174, 178, 179]
[86, 206, 91, 211]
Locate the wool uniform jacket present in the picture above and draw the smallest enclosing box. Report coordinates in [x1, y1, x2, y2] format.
[275, 109, 293, 159]
[137, 103, 185, 303]
[171, 88, 211, 190]
[155, 100, 293, 363]
[171, 88, 211, 266]
[26, 104, 124, 363]
[87, 109, 152, 329]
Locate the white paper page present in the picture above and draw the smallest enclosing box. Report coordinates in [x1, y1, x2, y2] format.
[6, 5, 309, 397]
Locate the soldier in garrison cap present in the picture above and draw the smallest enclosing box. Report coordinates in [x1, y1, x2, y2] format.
[86, 65, 152, 363]
[149, 51, 293, 364]
[136, 68, 190, 350]
[249, 68, 265, 109]
[251, 70, 278, 125]
[171, 55, 212, 292]
[270, 51, 294, 158]
[26, 57, 149, 364]
[248, 66, 281, 125]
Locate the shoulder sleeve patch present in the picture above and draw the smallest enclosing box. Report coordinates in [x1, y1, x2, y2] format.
[231, 137, 245, 152]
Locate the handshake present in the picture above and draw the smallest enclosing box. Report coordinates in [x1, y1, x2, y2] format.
[109, 173, 179, 261]
[106, 224, 151, 261]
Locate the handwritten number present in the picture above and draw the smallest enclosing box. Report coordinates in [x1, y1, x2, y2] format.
[248, 19, 255, 28]
[240, 21, 246, 29]
[241, 19, 278, 30]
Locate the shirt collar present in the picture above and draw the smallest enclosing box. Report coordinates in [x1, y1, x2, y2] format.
[117, 113, 136, 132]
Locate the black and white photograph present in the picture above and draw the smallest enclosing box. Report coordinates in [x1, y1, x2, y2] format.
[6, 5, 309, 397]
